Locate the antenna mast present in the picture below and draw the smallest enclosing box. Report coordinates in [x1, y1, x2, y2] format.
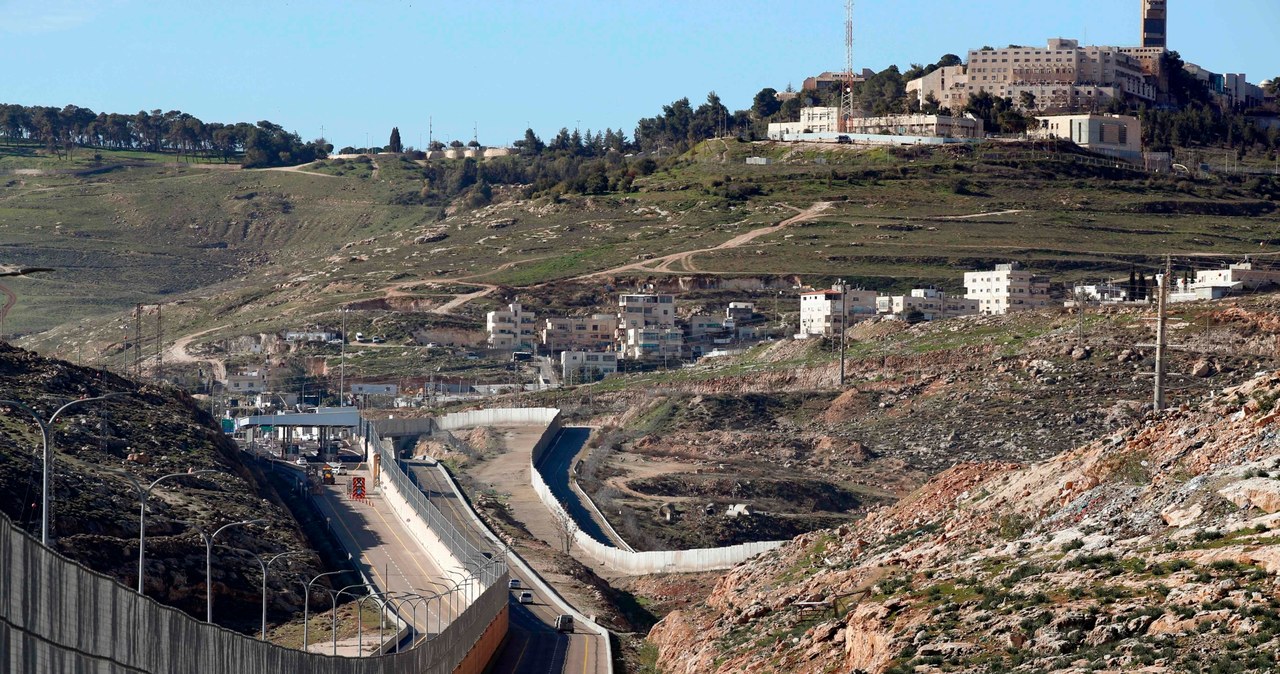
[839, 0, 857, 133]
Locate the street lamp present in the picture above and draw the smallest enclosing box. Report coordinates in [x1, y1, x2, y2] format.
[443, 569, 472, 607]
[115, 468, 218, 594]
[200, 518, 266, 623]
[256, 551, 308, 640]
[332, 582, 371, 656]
[303, 568, 346, 651]
[1, 392, 128, 545]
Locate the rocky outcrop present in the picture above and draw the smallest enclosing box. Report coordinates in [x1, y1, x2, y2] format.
[648, 369, 1280, 673]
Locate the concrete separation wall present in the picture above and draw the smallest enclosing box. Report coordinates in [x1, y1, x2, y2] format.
[0, 508, 509, 674]
[527, 421, 784, 574]
[424, 407, 615, 673]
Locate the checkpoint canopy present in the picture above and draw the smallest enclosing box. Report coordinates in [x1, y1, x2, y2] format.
[234, 406, 361, 431]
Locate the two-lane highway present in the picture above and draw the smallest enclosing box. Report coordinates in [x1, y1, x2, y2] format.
[405, 453, 608, 674]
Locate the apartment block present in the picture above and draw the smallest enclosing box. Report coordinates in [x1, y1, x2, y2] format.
[875, 289, 980, 321]
[486, 302, 538, 350]
[621, 327, 684, 360]
[226, 371, 267, 393]
[798, 287, 878, 337]
[908, 39, 1155, 114]
[541, 314, 618, 353]
[768, 108, 982, 141]
[964, 264, 1052, 315]
[560, 351, 618, 383]
[617, 294, 675, 330]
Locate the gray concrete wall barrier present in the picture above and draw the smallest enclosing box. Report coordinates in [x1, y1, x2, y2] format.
[0, 508, 509, 674]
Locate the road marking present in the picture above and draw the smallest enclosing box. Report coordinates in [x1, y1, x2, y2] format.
[583, 634, 591, 674]
[509, 630, 532, 671]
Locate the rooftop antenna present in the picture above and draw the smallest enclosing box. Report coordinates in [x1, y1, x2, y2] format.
[839, 0, 857, 133]
[429, 116, 433, 147]
[473, 121, 478, 146]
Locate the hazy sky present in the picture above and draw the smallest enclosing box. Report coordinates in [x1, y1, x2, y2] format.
[2, 0, 1275, 148]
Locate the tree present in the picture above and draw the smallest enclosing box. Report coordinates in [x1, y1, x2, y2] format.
[388, 127, 402, 153]
[1266, 79, 1280, 95]
[517, 128, 544, 156]
[1019, 91, 1037, 112]
[752, 87, 781, 118]
[551, 500, 578, 554]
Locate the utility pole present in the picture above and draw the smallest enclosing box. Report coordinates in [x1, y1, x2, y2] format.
[1153, 255, 1171, 411]
[155, 304, 163, 381]
[133, 304, 143, 378]
[838, 279, 847, 387]
[339, 307, 347, 407]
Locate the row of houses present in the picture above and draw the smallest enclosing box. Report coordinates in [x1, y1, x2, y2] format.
[1071, 262, 1280, 306]
[798, 264, 1052, 336]
[487, 294, 763, 380]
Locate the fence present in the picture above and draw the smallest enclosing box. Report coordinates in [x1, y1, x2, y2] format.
[526, 417, 785, 575]
[0, 508, 509, 674]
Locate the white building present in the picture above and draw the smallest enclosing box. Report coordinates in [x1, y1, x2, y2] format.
[560, 351, 619, 383]
[1031, 114, 1142, 160]
[486, 303, 538, 351]
[621, 327, 683, 360]
[964, 264, 1052, 315]
[1162, 263, 1280, 304]
[1069, 283, 1130, 304]
[283, 330, 339, 343]
[617, 294, 675, 330]
[768, 108, 982, 141]
[798, 287, 878, 337]
[876, 289, 980, 321]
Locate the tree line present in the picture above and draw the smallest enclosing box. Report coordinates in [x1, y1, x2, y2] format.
[0, 104, 331, 168]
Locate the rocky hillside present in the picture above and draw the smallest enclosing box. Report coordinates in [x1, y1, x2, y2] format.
[0, 342, 324, 631]
[648, 362, 1280, 673]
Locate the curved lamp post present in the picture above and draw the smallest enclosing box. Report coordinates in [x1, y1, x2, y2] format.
[258, 551, 308, 640]
[384, 591, 428, 653]
[421, 580, 455, 635]
[352, 586, 388, 656]
[200, 518, 266, 623]
[116, 468, 217, 594]
[331, 582, 372, 656]
[443, 569, 472, 606]
[302, 568, 345, 651]
[1, 393, 128, 544]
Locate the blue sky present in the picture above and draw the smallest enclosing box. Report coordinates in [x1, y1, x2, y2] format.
[1, 0, 1275, 149]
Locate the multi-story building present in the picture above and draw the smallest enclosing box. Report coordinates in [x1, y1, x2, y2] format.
[541, 314, 618, 353]
[725, 302, 756, 322]
[226, 371, 267, 394]
[908, 39, 1155, 114]
[560, 351, 619, 383]
[620, 327, 684, 361]
[802, 69, 873, 95]
[617, 294, 675, 331]
[905, 65, 970, 113]
[1031, 114, 1142, 160]
[875, 289, 980, 321]
[798, 287, 878, 337]
[1193, 263, 1280, 291]
[486, 302, 538, 351]
[964, 264, 1052, 315]
[767, 108, 982, 140]
[1141, 0, 1167, 49]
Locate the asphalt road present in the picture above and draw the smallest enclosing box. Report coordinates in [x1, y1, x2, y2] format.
[309, 466, 455, 642]
[407, 459, 606, 674]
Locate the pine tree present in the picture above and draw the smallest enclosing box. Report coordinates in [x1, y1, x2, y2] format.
[389, 127, 403, 153]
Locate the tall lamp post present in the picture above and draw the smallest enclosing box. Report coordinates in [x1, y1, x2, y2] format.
[303, 568, 346, 651]
[200, 518, 266, 623]
[116, 468, 217, 594]
[256, 551, 308, 640]
[1, 392, 128, 545]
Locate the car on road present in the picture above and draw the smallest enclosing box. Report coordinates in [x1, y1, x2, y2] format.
[327, 462, 348, 475]
[508, 579, 521, 589]
[463, 352, 481, 360]
[555, 615, 574, 632]
[294, 457, 307, 466]
[517, 591, 533, 604]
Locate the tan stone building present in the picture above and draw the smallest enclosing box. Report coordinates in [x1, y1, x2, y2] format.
[964, 264, 1052, 315]
[1031, 113, 1142, 159]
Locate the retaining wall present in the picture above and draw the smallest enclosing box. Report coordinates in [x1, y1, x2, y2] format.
[0, 509, 509, 674]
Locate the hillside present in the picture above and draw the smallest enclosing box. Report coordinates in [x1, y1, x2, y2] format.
[646, 358, 1280, 673]
[6, 138, 1279, 378]
[0, 342, 328, 631]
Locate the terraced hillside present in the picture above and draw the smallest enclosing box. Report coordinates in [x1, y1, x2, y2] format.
[5, 139, 1278, 375]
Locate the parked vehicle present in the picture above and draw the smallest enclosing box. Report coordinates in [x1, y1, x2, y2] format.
[554, 614, 574, 632]
[321, 468, 335, 485]
[464, 352, 481, 360]
[517, 591, 533, 604]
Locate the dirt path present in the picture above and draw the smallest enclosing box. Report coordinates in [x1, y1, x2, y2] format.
[576, 200, 832, 280]
[165, 325, 226, 381]
[260, 166, 340, 179]
[934, 209, 1024, 220]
